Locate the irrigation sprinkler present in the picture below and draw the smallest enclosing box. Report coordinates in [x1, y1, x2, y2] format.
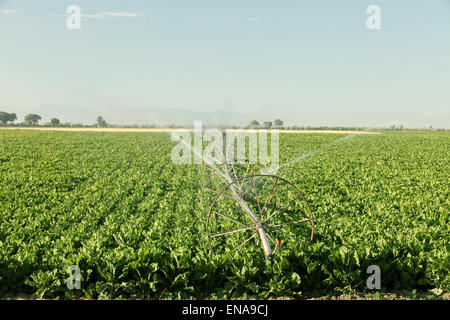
[201, 132, 314, 260]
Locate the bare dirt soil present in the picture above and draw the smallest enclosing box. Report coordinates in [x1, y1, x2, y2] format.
[3, 290, 447, 300]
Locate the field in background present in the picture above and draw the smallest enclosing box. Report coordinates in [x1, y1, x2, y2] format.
[0, 130, 448, 299]
[0, 127, 381, 134]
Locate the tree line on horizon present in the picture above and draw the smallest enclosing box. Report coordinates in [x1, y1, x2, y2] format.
[246, 119, 284, 129]
[0, 111, 106, 128]
[0, 111, 445, 131]
[0, 112, 52, 126]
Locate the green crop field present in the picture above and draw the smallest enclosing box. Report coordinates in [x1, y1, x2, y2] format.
[0, 129, 448, 299]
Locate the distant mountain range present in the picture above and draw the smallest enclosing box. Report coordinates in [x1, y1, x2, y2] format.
[14, 105, 255, 127]
[133, 107, 254, 127]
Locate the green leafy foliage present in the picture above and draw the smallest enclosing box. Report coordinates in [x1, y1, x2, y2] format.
[0, 130, 448, 298]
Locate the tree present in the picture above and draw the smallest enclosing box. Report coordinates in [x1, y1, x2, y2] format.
[24, 114, 42, 126]
[0, 112, 8, 125]
[97, 116, 107, 128]
[50, 118, 60, 126]
[248, 120, 260, 129]
[0, 112, 10, 125]
[262, 121, 273, 129]
[9, 113, 17, 123]
[0, 112, 17, 125]
[274, 119, 283, 128]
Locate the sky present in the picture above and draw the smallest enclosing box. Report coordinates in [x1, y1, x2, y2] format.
[0, 0, 449, 127]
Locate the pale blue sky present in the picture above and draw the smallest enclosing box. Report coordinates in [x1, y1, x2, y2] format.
[0, 0, 449, 127]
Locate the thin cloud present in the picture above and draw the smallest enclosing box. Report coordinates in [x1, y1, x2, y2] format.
[81, 11, 143, 19]
[196, 16, 259, 23]
[0, 9, 19, 14]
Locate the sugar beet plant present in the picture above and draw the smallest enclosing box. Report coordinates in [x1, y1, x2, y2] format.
[0, 130, 448, 299]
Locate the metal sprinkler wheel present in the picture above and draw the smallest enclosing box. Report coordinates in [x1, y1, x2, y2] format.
[203, 163, 314, 260]
[200, 160, 255, 211]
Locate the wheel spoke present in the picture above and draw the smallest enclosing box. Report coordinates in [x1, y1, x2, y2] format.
[265, 225, 292, 241]
[212, 211, 251, 229]
[204, 187, 235, 201]
[238, 160, 251, 190]
[264, 193, 301, 223]
[265, 230, 276, 246]
[226, 162, 245, 194]
[231, 161, 239, 181]
[261, 178, 279, 217]
[210, 226, 253, 238]
[267, 217, 312, 229]
[209, 167, 230, 186]
[276, 188, 280, 208]
[251, 177, 263, 221]
[231, 233, 257, 252]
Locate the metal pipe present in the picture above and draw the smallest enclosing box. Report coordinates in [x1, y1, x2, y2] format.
[257, 224, 273, 260]
[223, 163, 273, 260]
[221, 132, 273, 260]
